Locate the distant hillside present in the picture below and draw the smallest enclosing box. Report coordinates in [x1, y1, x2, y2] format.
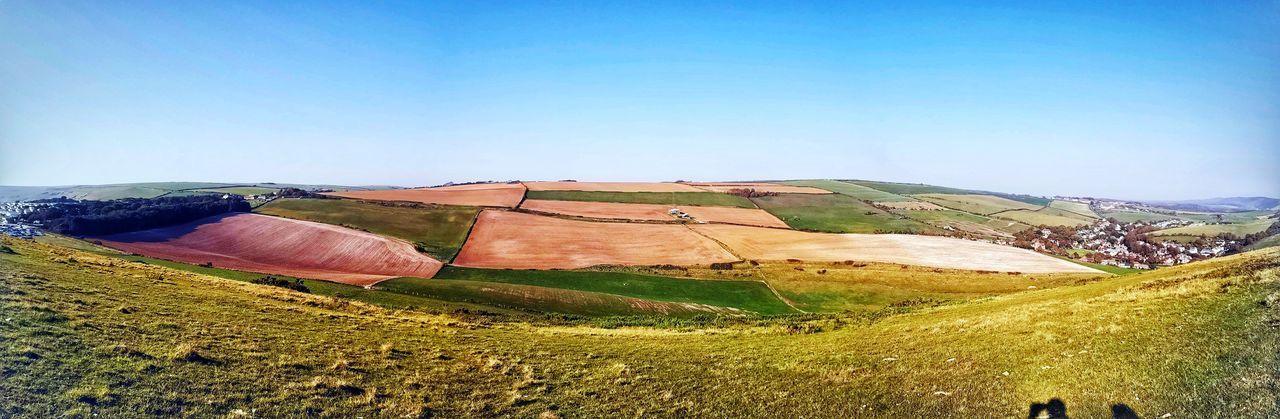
[1143, 197, 1280, 213]
[0, 182, 389, 202]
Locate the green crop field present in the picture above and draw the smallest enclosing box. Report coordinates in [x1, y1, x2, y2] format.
[894, 208, 1030, 237]
[525, 190, 756, 208]
[255, 198, 480, 261]
[427, 267, 795, 315]
[191, 186, 280, 196]
[1099, 210, 1187, 223]
[1048, 200, 1099, 219]
[1151, 220, 1274, 238]
[4, 237, 1278, 417]
[781, 180, 915, 202]
[993, 208, 1093, 227]
[843, 179, 978, 195]
[750, 193, 938, 233]
[915, 193, 1042, 216]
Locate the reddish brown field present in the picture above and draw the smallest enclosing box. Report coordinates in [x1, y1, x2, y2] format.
[453, 210, 738, 269]
[691, 224, 1099, 273]
[519, 199, 789, 228]
[324, 183, 524, 207]
[688, 182, 832, 194]
[95, 213, 443, 286]
[523, 181, 705, 192]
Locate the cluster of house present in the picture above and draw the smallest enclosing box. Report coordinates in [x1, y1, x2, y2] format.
[1027, 219, 1234, 269]
[0, 201, 50, 238]
[667, 208, 706, 223]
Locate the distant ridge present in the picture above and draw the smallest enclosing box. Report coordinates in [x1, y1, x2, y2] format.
[1141, 197, 1280, 213]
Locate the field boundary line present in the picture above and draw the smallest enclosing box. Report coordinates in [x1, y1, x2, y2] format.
[680, 223, 806, 313]
[448, 208, 488, 265]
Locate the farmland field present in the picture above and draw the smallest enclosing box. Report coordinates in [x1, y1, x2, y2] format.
[453, 210, 737, 269]
[524, 190, 755, 208]
[750, 193, 936, 233]
[691, 223, 1099, 273]
[255, 198, 480, 260]
[1151, 220, 1274, 237]
[915, 193, 1042, 215]
[992, 208, 1092, 227]
[5, 237, 1277, 417]
[326, 183, 525, 208]
[519, 199, 788, 227]
[522, 181, 704, 192]
[1047, 200, 1099, 218]
[401, 266, 796, 315]
[843, 179, 978, 195]
[1099, 210, 1188, 223]
[896, 208, 1031, 238]
[686, 182, 832, 194]
[93, 213, 443, 286]
[783, 179, 916, 202]
[191, 186, 279, 196]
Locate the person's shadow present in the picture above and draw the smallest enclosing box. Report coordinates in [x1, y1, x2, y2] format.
[1028, 398, 1140, 419]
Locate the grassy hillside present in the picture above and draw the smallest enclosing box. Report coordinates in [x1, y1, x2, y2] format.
[254, 198, 480, 261]
[992, 208, 1093, 227]
[1047, 200, 1099, 219]
[1152, 220, 1273, 238]
[525, 190, 755, 208]
[751, 194, 937, 234]
[782, 180, 915, 202]
[191, 186, 280, 196]
[2, 237, 1277, 417]
[428, 267, 795, 315]
[895, 208, 1030, 238]
[915, 193, 1041, 216]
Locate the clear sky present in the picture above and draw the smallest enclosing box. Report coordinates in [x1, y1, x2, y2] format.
[1, 1, 1276, 200]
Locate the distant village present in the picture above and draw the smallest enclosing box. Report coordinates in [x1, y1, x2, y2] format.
[1015, 218, 1238, 270]
[0, 201, 51, 238]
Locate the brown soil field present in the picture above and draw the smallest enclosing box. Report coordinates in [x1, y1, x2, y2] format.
[452, 210, 738, 269]
[325, 183, 524, 207]
[690, 224, 1099, 273]
[876, 201, 947, 211]
[688, 182, 832, 194]
[95, 213, 443, 286]
[519, 199, 790, 228]
[523, 181, 705, 192]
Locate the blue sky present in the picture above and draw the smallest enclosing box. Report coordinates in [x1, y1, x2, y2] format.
[1, 1, 1276, 200]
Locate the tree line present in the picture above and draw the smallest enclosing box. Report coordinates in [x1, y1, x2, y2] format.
[18, 195, 250, 235]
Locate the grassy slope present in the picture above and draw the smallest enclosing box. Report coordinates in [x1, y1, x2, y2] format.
[525, 190, 756, 208]
[1048, 200, 1099, 219]
[191, 186, 280, 196]
[915, 193, 1041, 216]
[254, 198, 480, 261]
[1152, 220, 1273, 237]
[751, 193, 937, 234]
[895, 208, 1031, 237]
[782, 180, 915, 202]
[426, 267, 796, 315]
[992, 208, 1092, 227]
[2, 238, 1277, 417]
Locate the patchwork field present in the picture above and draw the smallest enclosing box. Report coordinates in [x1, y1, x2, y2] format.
[523, 181, 703, 192]
[519, 199, 788, 228]
[843, 179, 977, 195]
[691, 224, 1099, 273]
[1047, 200, 1099, 219]
[254, 198, 480, 260]
[915, 193, 1043, 215]
[875, 201, 946, 211]
[992, 208, 1093, 227]
[191, 186, 279, 196]
[326, 183, 525, 208]
[453, 210, 737, 269]
[751, 193, 936, 233]
[93, 213, 443, 286]
[782, 179, 916, 202]
[687, 182, 832, 194]
[524, 190, 755, 208]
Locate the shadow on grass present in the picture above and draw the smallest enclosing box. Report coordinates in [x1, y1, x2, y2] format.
[1028, 398, 1140, 419]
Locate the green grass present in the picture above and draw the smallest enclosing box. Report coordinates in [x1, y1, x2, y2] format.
[751, 193, 938, 233]
[1054, 255, 1144, 275]
[992, 208, 1092, 227]
[254, 198, 480, 260]
[525, 190, 756, 208]
[191, 186, 280, 196]
[1152, 221, 1273, 238]
[781, 180, 915, 202]
[896, 208, 1030, 237]
[4, 237, 1277, 417]
[1047, 200, 1099, 219]
[424, 266, 796, 315]
[843, 179, 979, 195]
[915, 193, 1042, 216]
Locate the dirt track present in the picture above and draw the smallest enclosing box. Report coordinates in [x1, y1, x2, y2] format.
[691, 224, 1100, 273]
[324, 183, 524, 207]
[688, 182, 832, 194]
[95, 213, 443, 286]
[453, 210, 738, 269]
[519, 199, 790, 228]
[523, 181, 705, 192]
